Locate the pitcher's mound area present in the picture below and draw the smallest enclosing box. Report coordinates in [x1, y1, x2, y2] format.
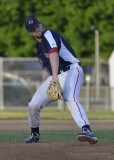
[0, 142, 114, 160]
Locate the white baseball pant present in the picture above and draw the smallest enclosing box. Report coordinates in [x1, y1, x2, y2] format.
[28, 63, 90, 128]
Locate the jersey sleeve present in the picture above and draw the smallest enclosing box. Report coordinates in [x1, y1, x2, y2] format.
[44, 30, 59, 54]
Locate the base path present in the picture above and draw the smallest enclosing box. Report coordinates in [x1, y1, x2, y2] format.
[0, 119, 114, 130]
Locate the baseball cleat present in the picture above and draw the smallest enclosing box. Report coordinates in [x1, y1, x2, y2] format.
[24, 132, 40, 144]
[77, 128, 98, 144]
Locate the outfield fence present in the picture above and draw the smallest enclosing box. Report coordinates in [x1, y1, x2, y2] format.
[0, 57, 112, 111]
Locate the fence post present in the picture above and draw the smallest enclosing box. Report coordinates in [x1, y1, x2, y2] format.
[85, 75, 91, 111]
[0, 57, 4, 110]
[108, 50, 114, 111]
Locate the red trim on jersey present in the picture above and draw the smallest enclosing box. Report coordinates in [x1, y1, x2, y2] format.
[49, 47, 58, 54]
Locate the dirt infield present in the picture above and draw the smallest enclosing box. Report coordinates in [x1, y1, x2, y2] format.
[0, 142, 113, 160]
[0, 119, 114, 131]
[0, 120, 114, 160]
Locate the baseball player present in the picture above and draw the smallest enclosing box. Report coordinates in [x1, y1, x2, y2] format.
[24, 17, 98, 144]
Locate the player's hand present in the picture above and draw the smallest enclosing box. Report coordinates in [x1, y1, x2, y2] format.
[46, 80, 63, 102]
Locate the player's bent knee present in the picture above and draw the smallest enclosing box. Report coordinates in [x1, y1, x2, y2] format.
[28, 101, 41, 113]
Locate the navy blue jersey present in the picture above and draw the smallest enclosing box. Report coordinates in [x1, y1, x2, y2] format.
[36, 29, 80, 75]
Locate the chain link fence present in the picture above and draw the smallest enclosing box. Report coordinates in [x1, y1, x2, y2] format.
[0, 57, 112, 111]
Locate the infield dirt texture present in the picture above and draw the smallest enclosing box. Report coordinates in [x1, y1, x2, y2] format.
[0, 120, 114, 160]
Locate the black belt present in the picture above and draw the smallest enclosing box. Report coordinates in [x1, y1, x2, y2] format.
[58, 66, 70, 74]
[58, 62, 81, 74]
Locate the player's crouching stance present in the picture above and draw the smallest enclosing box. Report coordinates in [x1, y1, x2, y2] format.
[24, 17, 98, 144]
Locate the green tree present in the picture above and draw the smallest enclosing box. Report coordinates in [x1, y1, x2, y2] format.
[0, 0, 114, 59]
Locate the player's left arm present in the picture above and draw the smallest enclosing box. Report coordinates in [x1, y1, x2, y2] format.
[44, 30, 60, 81]
[47, 52, 63, 101]
[45, 30, 63, 101]
[49, 52, 59, 81]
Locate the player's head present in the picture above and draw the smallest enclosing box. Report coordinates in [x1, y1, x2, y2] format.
[25, 17, 41, 32]
[25, 17, 44, 39]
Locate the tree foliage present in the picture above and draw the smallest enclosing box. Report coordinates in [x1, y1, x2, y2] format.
[0, 0, 114, 59]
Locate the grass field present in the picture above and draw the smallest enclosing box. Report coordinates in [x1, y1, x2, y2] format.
[0, 109, 114, 143]
[0, 108, 114, 120]
[0, 130, 114, 143]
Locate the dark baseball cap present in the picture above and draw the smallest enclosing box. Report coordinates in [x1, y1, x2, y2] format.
[25, 17, 41, 32]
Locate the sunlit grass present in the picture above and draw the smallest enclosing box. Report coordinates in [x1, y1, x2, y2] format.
[0, 108, 114, 120]
[0, 110, 27, 119]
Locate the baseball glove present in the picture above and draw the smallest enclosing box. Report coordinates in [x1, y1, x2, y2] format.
[46, 80, 63, 102]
